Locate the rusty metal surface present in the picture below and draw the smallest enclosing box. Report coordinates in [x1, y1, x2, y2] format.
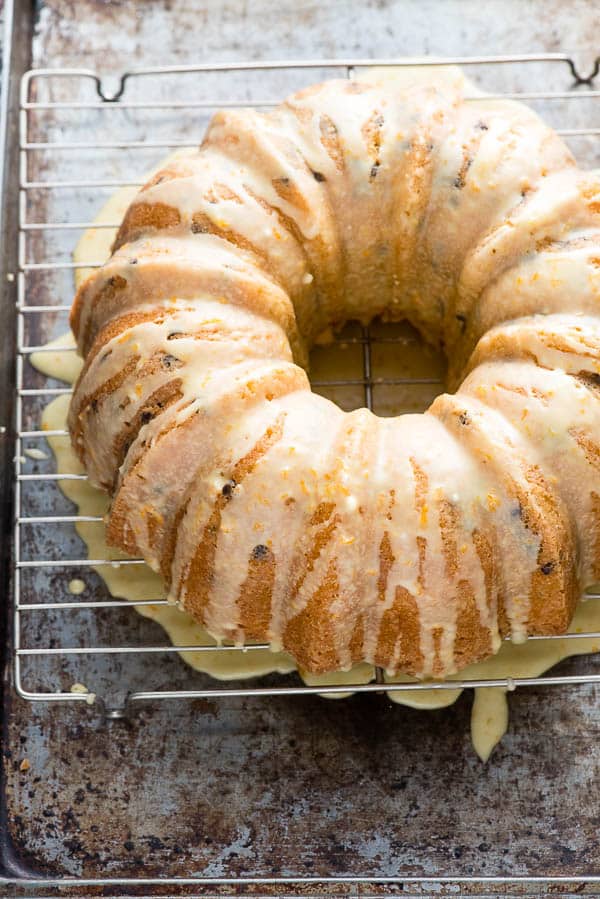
[3, 1, 600, 896]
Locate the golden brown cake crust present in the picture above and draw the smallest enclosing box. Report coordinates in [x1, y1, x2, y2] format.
[68, 69, 600, 678]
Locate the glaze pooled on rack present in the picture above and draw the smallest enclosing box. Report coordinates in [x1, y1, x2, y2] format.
[68, 67, 600, 678]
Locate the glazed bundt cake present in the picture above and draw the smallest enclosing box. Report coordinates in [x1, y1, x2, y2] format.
[68, 68, 600, 679]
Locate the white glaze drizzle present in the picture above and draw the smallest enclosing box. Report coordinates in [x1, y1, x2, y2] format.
[66, 67, 600, 685]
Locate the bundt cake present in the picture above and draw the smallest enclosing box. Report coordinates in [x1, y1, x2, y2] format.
[68, 67, 600, 679]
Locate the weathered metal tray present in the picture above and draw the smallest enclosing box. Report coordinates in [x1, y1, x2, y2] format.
[2, 1, 600, 896]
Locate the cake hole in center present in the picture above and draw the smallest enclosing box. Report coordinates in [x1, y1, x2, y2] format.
[309, 318, 447, 416]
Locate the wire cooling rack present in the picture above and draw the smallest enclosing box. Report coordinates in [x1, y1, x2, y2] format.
[12, 55, 600, 715]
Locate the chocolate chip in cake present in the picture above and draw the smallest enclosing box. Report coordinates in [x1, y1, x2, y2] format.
[251, 544, 270, 560]
[161, 354, 181, 370]
[221, 479, 237, 498]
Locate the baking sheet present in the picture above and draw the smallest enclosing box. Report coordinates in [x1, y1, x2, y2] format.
[3, 1, 600, 895]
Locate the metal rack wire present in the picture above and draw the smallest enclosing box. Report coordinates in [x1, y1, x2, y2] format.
[12, 55, 600, 714]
